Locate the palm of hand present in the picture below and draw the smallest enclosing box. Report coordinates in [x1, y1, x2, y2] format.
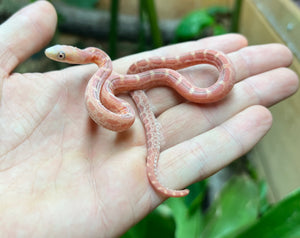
[1, 66, 153, 233]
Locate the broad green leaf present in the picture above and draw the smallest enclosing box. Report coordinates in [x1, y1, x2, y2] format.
[200, 175, 260, 238]
[123, 181, 206, 238]
[175, 10, 214, 40]
[164, 181, 207, 238]
[166, 196, 203, 238]
[235, 188, 300, 238]
[121, 204, 175, 238]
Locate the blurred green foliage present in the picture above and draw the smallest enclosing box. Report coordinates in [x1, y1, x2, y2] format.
[110, 0, 163, 58]
[175, 6, 230, 42]
[122, 204, 176, 238]
[121, 181, 207, 238]
[122, 175, 300, 238]
[235, 188, 300, 238]
[201, 175, 260, 238]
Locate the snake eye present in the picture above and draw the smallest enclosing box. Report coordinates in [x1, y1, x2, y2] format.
[57, 51, 65, 60]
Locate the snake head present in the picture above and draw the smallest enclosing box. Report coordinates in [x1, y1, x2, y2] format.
[45, 45, 87, 64]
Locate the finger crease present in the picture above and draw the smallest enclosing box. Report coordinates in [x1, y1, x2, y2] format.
[220, 124, 245, 159]
[242, 79, 263, 105]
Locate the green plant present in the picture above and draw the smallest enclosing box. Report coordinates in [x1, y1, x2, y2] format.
[142, 0, 163, 48]
[234, 188, 300, 238]
[108, 0, 162, 58]
[122, 174, 300, 238]
[175, 6, 231, 42]
[121, 180, 207, 238]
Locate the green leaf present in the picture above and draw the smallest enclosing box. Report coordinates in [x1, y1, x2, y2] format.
[257, 180, 271, 215]
[175, 10, 214, 40]
[166, 196, 203, 238]
[212, 24, 228, 35]
[164, 181, 207, 238]
[121, 204, 176, 238]
[200, 175, 260, 238]
[122, 181, 207, 238]
[235, 188, 300, 238]
[186, 180, 207, 216]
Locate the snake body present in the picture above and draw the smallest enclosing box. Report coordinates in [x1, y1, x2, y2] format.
[45, 45, 235, 197]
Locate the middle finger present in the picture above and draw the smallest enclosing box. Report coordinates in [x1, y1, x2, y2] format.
[157, 44, 298, 149]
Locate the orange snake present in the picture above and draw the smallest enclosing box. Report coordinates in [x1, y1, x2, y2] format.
[45, 45, 235, 197]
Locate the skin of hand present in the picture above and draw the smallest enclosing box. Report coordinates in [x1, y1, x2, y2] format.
[0, 1, 298, 237]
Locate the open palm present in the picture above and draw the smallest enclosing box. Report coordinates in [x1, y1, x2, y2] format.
[0, 1, 298, 237]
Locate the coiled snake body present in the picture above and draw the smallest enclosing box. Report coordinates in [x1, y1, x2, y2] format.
[45, 45, 235, 197]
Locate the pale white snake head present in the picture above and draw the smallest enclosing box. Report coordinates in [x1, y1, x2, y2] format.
[45, 45, 88, 64]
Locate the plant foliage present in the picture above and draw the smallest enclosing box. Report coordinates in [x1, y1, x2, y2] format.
[122, 175, 300, 238]
[175, 6, 230, 42]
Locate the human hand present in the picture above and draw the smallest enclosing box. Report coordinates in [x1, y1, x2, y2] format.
[0, 1, 298, 237]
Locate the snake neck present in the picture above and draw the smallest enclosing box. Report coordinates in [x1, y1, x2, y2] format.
[83, 47, 112, 70]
